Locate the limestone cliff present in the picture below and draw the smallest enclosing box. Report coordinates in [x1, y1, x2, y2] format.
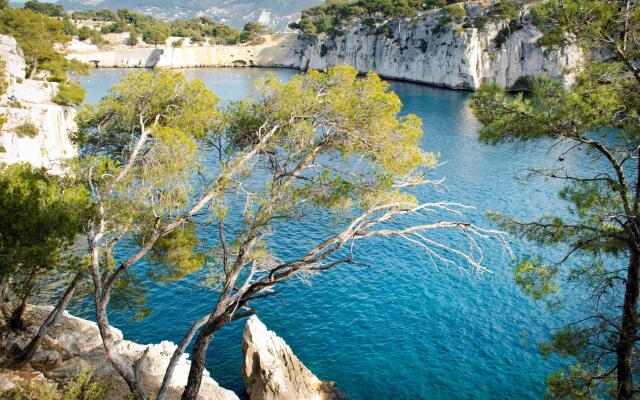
[0, 35, 76, 174]
[285, 11, 581, 90]
[66, 10, 582, 91]
[0, 304, 239, 400]
[242, 316, 340, 400]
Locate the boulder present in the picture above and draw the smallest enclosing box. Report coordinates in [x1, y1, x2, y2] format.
[242, 316, 339, 400]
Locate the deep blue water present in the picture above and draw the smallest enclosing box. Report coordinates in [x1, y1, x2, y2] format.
[72, 68, 581, 400]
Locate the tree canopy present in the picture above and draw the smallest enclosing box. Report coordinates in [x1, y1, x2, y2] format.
[0, 7, 75, 79]
[471, 0, 640, 398]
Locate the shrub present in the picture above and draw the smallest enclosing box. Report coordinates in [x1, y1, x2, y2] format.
[172, 38, 184, 47]
[443, 5, 466, 22]
[493, 20, 523, 48]
[0, 57, 6, 96]
[77, 26, 92, 41]
[128, 29, 138, 46]
[53, 82, 86, 106]
[418, 39, 429, 53]
[14, 122, 39, 138]
[320, 43, 329, 57]
[61, 367, 109, 400]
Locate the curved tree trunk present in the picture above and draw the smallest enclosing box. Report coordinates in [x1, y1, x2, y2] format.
[616, 245, 640, 400]
[180, 329, 215, 400]
[95, 296, 148, 400]
[10, 273, 82, 368]
[157, 315, 208, 400]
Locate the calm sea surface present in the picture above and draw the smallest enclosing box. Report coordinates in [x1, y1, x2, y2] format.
[72, 68, 581, 399]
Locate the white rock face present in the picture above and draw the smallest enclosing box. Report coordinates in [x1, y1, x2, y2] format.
[242, 316, 338, 400]
[0, 34, 77, 174]
[67, 13, 582, 91]
[0, 305, 239, 400]
[284, 14, 582, 90]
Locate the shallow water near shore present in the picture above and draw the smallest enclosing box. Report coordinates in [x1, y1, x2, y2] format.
[71, 67, 580, 400]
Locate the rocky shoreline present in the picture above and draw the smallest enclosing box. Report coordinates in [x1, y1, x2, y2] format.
[0, 305, 335, 400]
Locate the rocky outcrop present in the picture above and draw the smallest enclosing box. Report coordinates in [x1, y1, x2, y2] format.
[0, 35, 77, 174]
[242, 316, 339, 400]
[66, 10, 582, 91]
[285, 12, 582, 90]
[0, 305, 239, 400]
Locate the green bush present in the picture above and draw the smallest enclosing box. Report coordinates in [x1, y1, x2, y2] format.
[53, 82, 86, 106]
[443, 4, 466, 21]
[128, 29, 138, 46]
[14, 122, 39, 138]
[61, 367, 109, 400]
[493, 20, 523, 48]
[418, 39, 429, 53]
[77, 26, 92, 41]
[320, 43, 329, 57]
[0, 57, 6, 96]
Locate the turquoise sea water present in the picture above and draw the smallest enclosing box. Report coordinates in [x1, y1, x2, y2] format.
[73, 68, 582, 400]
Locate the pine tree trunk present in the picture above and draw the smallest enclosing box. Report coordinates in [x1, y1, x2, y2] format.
[95, 295, 148, 400]
[180, 329, 214, 400]
[10, 273, 82, 368]
[616, 245, 640, 400]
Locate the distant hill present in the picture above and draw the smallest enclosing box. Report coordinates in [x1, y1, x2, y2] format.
[56, 0, 323, 30]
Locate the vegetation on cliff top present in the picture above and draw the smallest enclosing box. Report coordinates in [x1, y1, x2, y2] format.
[290, 0, 526, 39]
[68, 5, 265, 45]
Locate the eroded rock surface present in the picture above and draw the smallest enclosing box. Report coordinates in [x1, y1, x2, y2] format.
[0, 305, 239, 400]
[0, 35, 76, 174]
[242, 316, 339, 400]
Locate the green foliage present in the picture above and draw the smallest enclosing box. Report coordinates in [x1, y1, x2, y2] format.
[294, 0, 430, 35]
[0, 0, 7, 10]
[0, 163, 93, 307]
[62, 16, 78, 36]
[224, 65, 433, 212]
[61, 367, 109, 400]
[513, 257, 559, 301]
[443, 4, 466, 22]
[13, 122, 39, 138]
[0, 7, 72, 79]
[493, 20, 524, 48]
[418, 39, 429, 53]
[320, 43, 329, 57]
[0, 384, 56, 400]
[71, 9, 119, 22]
[71, 9, 241, 46]
[142, 25, 169, 46]
[488, 0, 523, 21]
[24, 0, 64, 17]
[0, 57, 7, 96]
[239, 22, 266, 44]
[471, 0, 640, 395]
[78, 26, 105, 45]
[74, 70, 221, 321]
[53, 81, 86, 106]
[128, 29, 138, 46]
[77, 26, 92, 41]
